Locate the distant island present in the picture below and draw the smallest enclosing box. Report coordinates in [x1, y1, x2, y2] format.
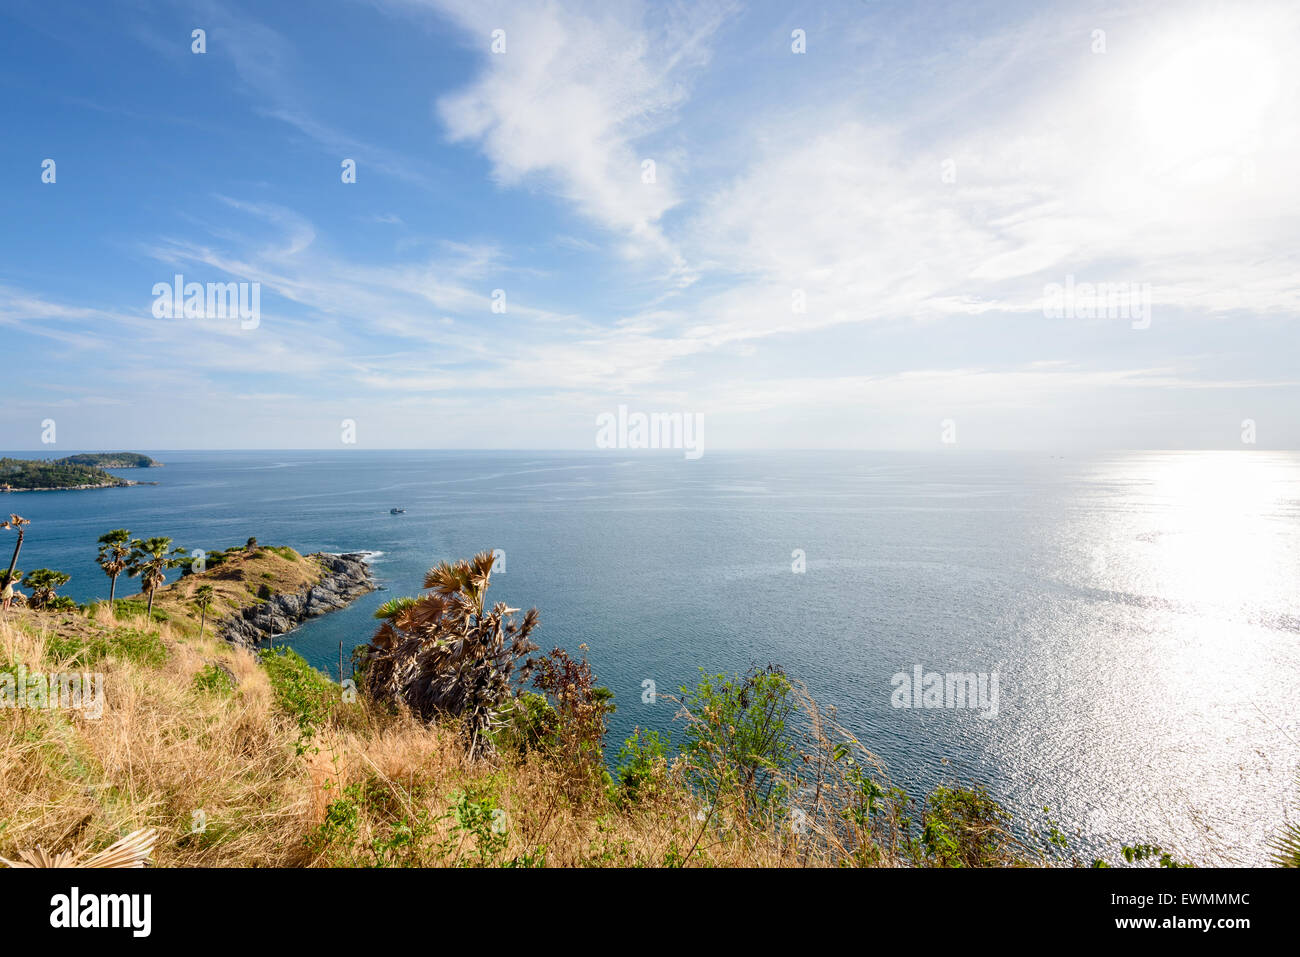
[0, 456, 152, 492]
[57, 452, 162, 468]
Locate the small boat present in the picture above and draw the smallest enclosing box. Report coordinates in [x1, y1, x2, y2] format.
[389, 507, 406, 514]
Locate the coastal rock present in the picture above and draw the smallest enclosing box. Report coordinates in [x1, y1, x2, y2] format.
[220, 552, 375, 649]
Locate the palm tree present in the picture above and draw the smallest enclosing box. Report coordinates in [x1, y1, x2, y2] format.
[24, 568, 71, 610]
[361, 550, 539, 758]
[194, 584, 215, 639]
[96, 528, 131, 603]
[127, 536, 186, 617]
[1, 514, 30, 592]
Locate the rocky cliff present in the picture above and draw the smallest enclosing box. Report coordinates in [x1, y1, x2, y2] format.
[221, 552, 375, 648]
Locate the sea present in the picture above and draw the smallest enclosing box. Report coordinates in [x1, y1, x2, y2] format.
[4, 448, 1298, 864]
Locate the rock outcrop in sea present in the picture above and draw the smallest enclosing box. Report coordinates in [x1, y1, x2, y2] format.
[221, 552, 375, 648]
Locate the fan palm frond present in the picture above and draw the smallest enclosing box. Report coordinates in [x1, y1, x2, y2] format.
[1268, 822, 1300, 868]
[373, 596, 418, 620]
[362, 550, 537, 757]
[1, 828, 158, 868]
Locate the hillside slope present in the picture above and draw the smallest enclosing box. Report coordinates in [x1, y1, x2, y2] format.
[0, 548, 1192, 869]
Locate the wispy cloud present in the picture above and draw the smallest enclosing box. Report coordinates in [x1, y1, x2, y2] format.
[3, 0, 1298, 449]
[399, 0, 732, 272]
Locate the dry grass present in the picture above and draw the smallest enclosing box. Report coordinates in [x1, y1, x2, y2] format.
[149, 545, 325, 628]
[1, 601, 1047, 868]
[0, 606, 806, 867]
[0, 607, 311, 866]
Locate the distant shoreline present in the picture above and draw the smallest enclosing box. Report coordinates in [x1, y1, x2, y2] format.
[57, 452, 163, 469]
[0, 453, 160, 492]
[1, 480, 157, 492]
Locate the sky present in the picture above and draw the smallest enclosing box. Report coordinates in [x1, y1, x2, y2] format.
[0, 0, 1297, 451]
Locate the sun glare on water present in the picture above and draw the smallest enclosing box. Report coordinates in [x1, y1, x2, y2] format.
[1121, 452, 1296, 621]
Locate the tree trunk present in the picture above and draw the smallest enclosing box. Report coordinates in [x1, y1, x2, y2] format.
[109, 573, 118, 603]
[146, 587, 155, 617]
[199, 608, 207, 640]
[3, 530, 22, 588]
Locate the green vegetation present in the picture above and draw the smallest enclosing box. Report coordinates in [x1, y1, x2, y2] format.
[96, 529, 131, 603]
[193, 662, 236, 695]
[23, 569, 71, 611]
[56, 452, 160, 469]
[2, 514, 30, 589]
[679, 665, 796, 825]
[45, 623, 169, 668]
[614, 727, 671, 806]
[177, 542, 297, 577]
[307, 779, 532, 868]
[108, 598, 169, 624]
[0, 457, 129, 491]
[259, 646, 350, 754]
[1268, 823, 1300, 867]
[194, 584, 215, 640]
[126, 536, 187, 617]
[362, 551, 540, 757]
[527, 645, 615, 796]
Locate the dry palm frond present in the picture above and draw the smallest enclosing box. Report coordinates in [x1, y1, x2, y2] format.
[1, 828, 158, 869]
[361, 550, 538, 757]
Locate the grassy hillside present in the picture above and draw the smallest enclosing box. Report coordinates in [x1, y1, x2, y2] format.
[0, 610, 1026, 866]
[156, 544, 327, 626]
[0, 548, 1229, 869]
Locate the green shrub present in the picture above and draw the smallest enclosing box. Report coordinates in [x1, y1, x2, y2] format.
[918, 784, 1016, 867]
[1116, 843, 1190, 868]
[679, 665, 796, 825]
[614, 727, 671, 806]
[530, 647, 615, 798]
[259, 646, 339, 754]
[490, 691, 560, 755]
[444, 783, 520, 867]
[193, 663, 236, 695]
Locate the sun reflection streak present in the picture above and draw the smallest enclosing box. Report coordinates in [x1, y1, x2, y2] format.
[1132, 452, 1297, 623]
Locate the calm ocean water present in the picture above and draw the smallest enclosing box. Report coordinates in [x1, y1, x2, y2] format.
[4, 449, 1298, 864]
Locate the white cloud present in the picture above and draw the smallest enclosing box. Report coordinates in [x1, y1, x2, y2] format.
[414, 0, 729, 269]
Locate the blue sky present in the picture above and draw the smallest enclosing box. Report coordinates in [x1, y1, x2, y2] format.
[1, 0, 1297, 450]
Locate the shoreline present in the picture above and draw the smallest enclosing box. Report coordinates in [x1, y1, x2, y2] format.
[220, 551, 377, 648]
[1, 481, 160, 492]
